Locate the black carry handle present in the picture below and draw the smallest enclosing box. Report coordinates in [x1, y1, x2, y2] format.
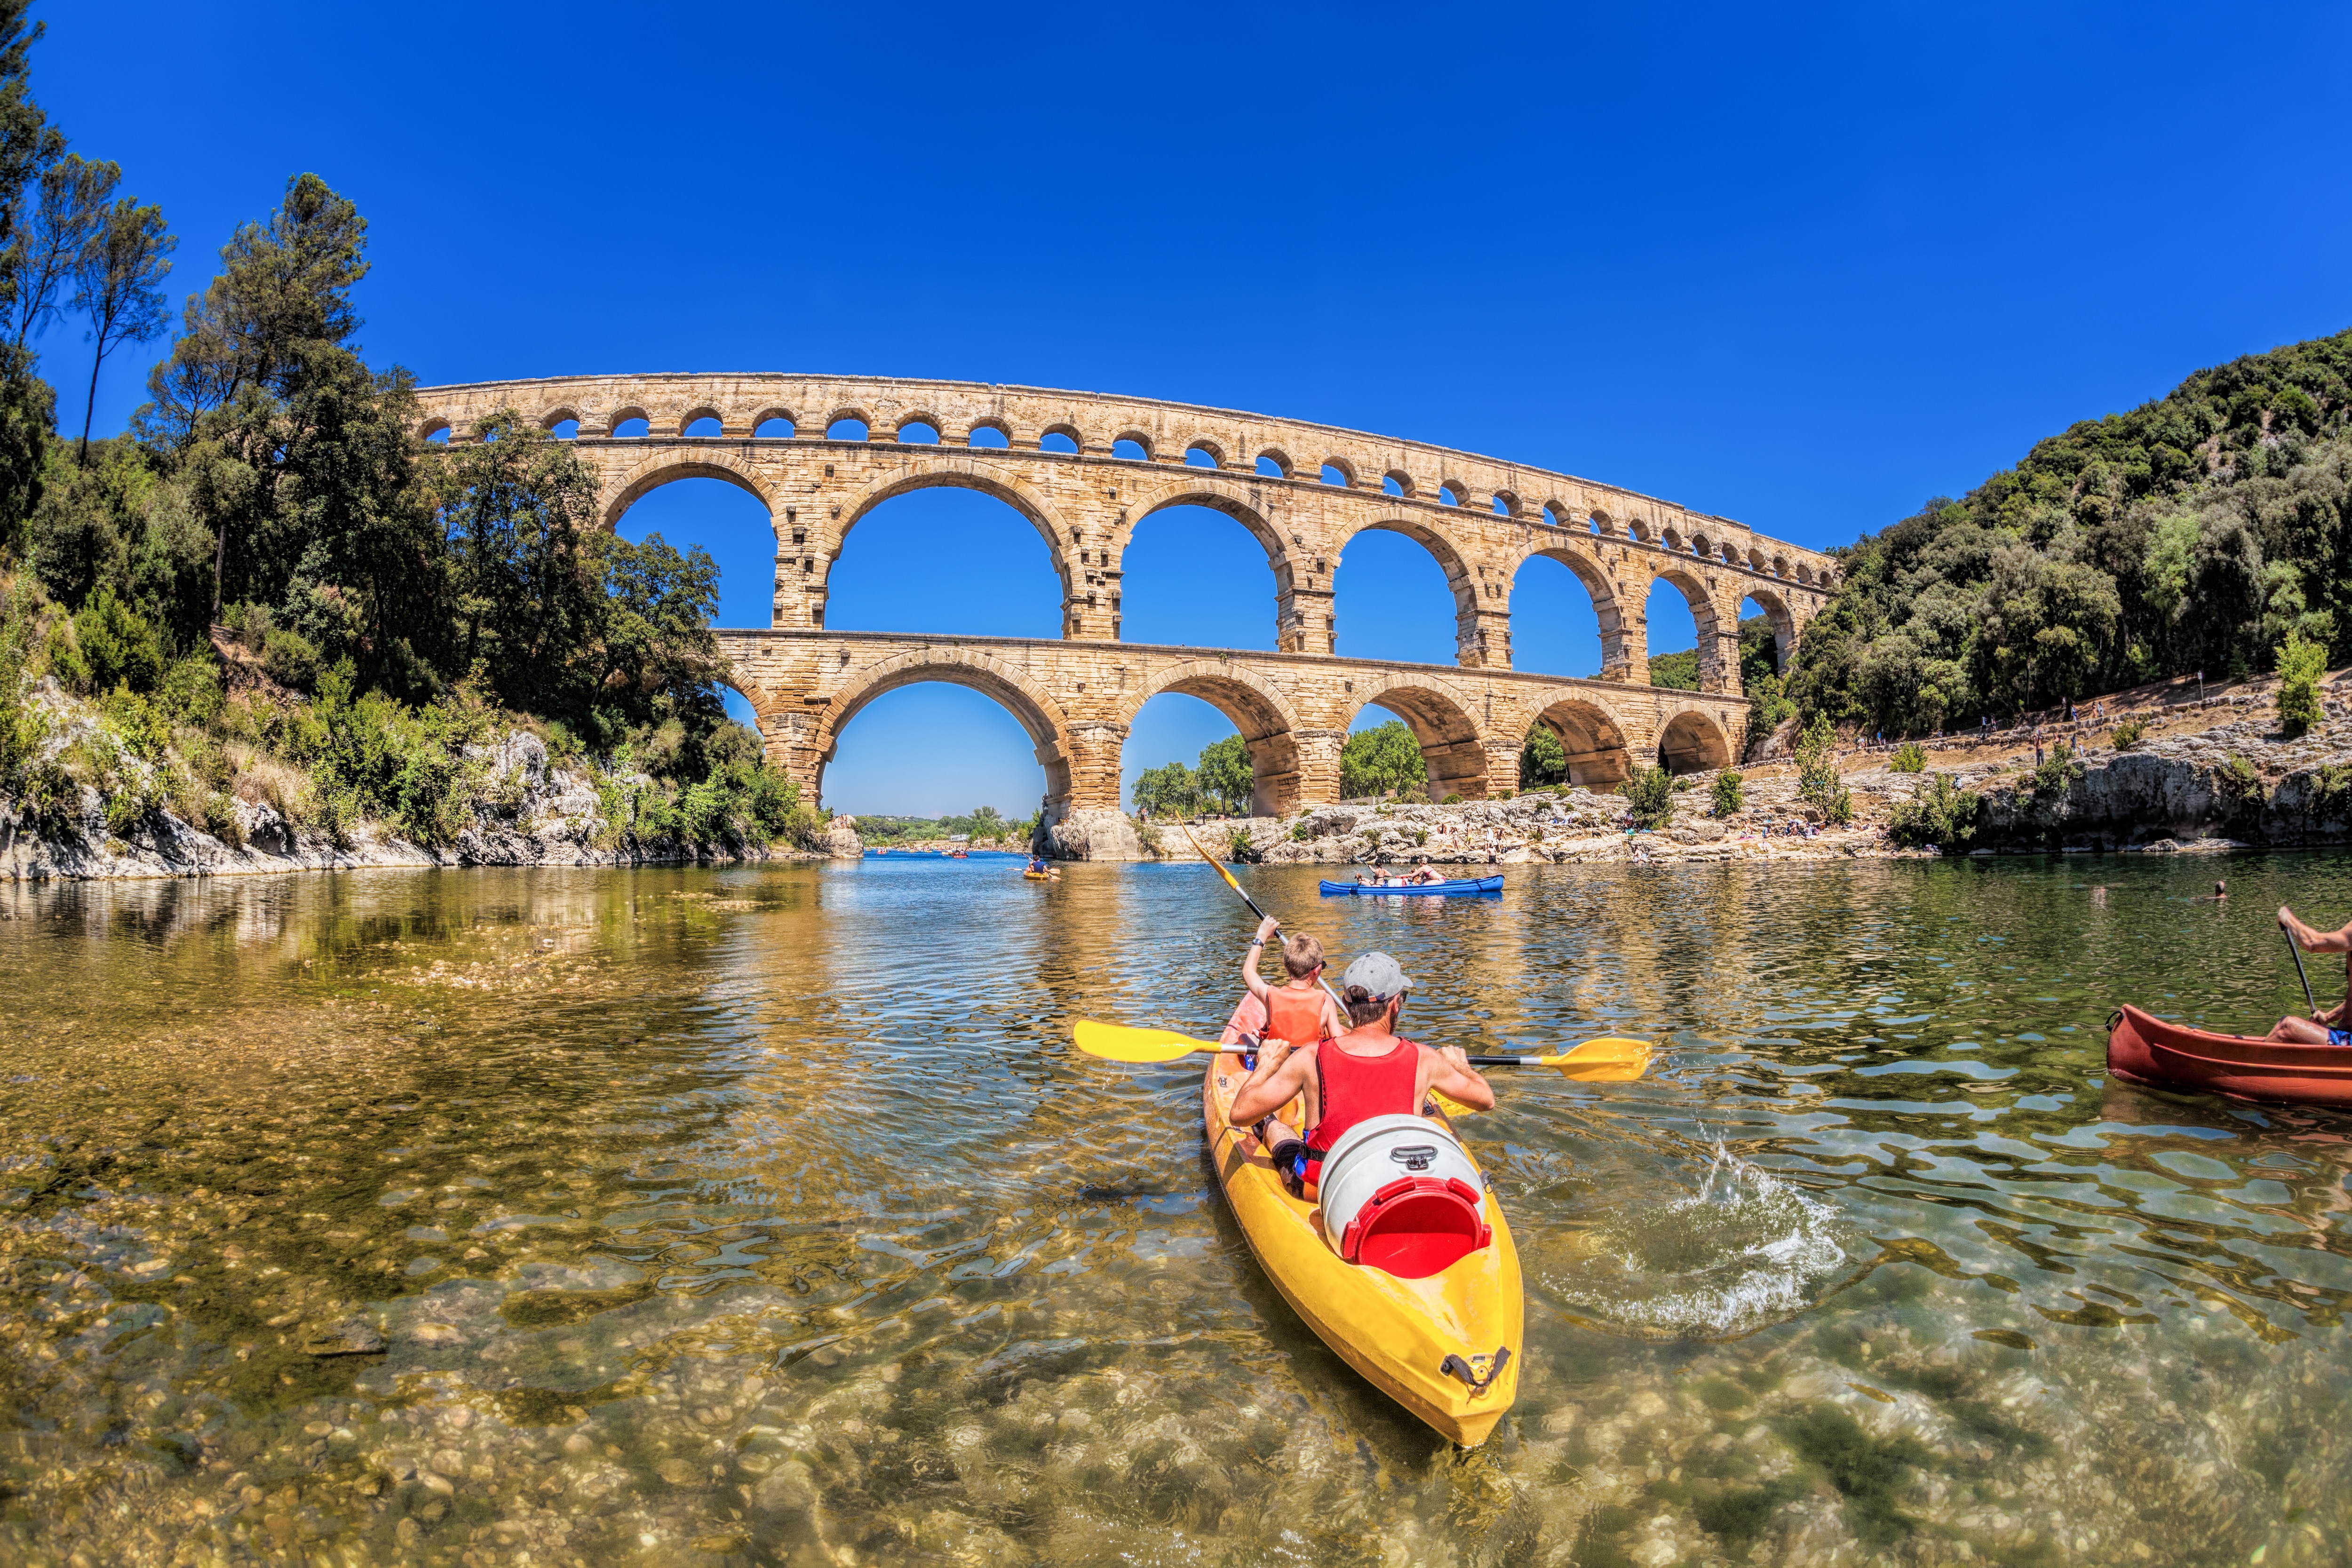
[2283, 918, 2320, 1018]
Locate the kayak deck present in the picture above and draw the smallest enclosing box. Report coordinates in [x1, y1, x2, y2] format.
[2107, 1003, 2352, 1107]
[1202, 1050, 1521, 1446]
[1319, 876, 1503, 898]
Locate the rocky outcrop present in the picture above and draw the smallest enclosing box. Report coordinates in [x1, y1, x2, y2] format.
[1971, 714, 2352, 851]
[1038, 807, 1148, 863]
[0, 725, 806, 882]
[822, 817, 865, 859]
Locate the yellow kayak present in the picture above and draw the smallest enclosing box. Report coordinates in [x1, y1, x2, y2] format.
[1202, 1049, 1522, 1446]
[1022, 870, 1050, 881]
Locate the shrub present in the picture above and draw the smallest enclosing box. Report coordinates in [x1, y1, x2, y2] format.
[1618, 765, 1674, 829]
[1890, 741, 1926, 773]
[156, 655, 223, 729]
[2110, 716, 2147, 749]
[1226, 826, 1252, 861]
[1413, 828, 1429, 846]
[1795, 714, 1852, 824]
[1441, 792, 1463, 804]
[1671, 774, 1694, 792]
[262, 628, 321, 692]
[72, 586, 164, 695]
[2029, 739, 2085, 798]
[2218, 752, 2265, 806]
[100, 685, 172, 762]
[0, 576, 47, 787]
[2277, 631, 2328, 737]
[1711, 769, 1744, 816]
[1886, 772, 1979, 848]
[1289, 818, 1313, 841]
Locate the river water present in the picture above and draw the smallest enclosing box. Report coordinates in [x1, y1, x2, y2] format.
[3, 854, 2349, 1567]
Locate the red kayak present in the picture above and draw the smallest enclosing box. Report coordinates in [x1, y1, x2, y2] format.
[2106, 1004, 2352, 1108]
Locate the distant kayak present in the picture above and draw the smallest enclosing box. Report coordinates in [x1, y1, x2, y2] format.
[1321, 876, 1503, 898]
[1023, 870, 1050, 881]
[2106, 1004, 2352, 1108]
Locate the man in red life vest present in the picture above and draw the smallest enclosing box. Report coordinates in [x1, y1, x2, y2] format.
[1229, 946, 1494, 1199]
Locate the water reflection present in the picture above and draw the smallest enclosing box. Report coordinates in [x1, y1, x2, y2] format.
[1, 856, 2350, 1564]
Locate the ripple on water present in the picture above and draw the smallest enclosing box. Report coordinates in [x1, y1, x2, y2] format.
[1544, 1141, 1854, 1337]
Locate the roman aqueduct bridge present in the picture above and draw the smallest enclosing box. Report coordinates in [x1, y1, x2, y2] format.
[413, 374, 1838, 816]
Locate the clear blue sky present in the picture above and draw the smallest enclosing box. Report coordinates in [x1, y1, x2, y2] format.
[34, 2, 2352, 815]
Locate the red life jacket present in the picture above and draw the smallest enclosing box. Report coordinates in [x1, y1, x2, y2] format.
[1306, 1035, 1420, 1156]
[1264, 986, 1329, 1048]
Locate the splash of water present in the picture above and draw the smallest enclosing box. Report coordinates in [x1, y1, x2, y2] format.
[1547, 1140, 1849, 1338]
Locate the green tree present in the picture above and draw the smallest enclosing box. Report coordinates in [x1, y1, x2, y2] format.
[1341, 719, 1424, 798]
[5, 152, 111, 351]
[1646, 648, 1699, 690]
[1519, 723, 1566, 788]
[1196, 733, 1252, 814]
[1618, 764, 1673, 828]
[2277, 630, 2327, 737]
[139, 172, 368, 450]
[1710, 768, 1743, 816]
[69, 188, 172, 459]
[1132, 759, 1201, 819]
[1795, 712, 1852, 823]
[70, 581, 160, 693]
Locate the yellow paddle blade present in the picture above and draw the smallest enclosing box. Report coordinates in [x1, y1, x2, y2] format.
[1543, 1036, 1654, 1081]
[1073, 1019, 1230, 1065]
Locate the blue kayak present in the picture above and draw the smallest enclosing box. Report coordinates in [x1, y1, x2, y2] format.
[1319, 875, 1503, 898]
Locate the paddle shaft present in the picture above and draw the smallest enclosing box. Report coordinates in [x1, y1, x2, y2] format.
[2284, 919, 2320, 1016]
[1182, 824, 1348, 1010]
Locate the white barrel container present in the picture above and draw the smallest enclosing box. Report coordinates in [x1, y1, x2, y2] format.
[1317, 1114, 1486, 1263]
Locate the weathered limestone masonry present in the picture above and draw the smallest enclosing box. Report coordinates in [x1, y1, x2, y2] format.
[410, 374, 1833, 820]
[708, 629, 1751, 819]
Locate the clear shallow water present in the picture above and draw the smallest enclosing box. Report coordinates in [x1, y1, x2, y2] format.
[2, 855, 2350, 1566]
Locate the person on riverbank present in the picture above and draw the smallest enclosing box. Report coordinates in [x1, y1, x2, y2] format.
[2268, 905, 2352, 1044]
[1229, 951, 1494, 1199]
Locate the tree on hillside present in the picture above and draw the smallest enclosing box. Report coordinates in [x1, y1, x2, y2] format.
[0, 0, 59, 548]
[1789, 329, 2352, 732]
[5, 152, 109, 350]
[70, 190, 173, 459]
[1132, 758, 1201, 819]
[138, 172, 368, 452]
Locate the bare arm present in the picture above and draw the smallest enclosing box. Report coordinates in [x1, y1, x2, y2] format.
[2280, 907, 2352, 954]
[1231, 1040, 1317, 1125]
[1240, 914, 1279, 1003]
[1418, 1044, 1496, 1114]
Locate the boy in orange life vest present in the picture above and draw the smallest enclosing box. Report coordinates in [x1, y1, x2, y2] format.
[1239, 914, 1344, 1054]
[1230, 950, 1495, 1200]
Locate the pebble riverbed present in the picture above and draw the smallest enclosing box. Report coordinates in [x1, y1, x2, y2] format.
[2, 856, 2349, 1565]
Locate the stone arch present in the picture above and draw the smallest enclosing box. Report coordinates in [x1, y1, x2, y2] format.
[419, 415, 452, 443]
[1184, 437, 1229, 467]
[1658, 708, 1733, 774]
[969, 416, 1017, 446]
[1644, 562, 1731, 690]
[1321, 455, 1358, 486]
[887, 410, 943, 442]
[1330, 512, 1481, 663]
[1119, 660, 1305, 816]
[538, 406, 580, 432]
[607, 404, 651, 435]
[1113, 472, 1306, 649]
[1526, 693, 1635, 787]
[599, 447, 778, 528]
[1112, 429, 1155, 460]
[1255, 447, 1294, 478]
[831, 456, 1081, 628]
[1343, 672, 1492, 801]
[811, 647, 1075, 812]
[678, 406, 724, 435]
[1738, 584, 1798, 673]
[751, 406, 796, 436]
[1506, 541, 1631, 680]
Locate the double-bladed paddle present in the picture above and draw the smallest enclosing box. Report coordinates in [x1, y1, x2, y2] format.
[1073, 1019, 1654, 1082]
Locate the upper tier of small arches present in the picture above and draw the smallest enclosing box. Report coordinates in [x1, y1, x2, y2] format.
[413, 375, 1839, 587]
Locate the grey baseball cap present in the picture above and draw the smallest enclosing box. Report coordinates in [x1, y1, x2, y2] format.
[1341, 951, 1413, 1000]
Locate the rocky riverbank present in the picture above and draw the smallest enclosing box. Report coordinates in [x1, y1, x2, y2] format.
[1045, 671, 2352, 866]
[1, 723, 831, 883]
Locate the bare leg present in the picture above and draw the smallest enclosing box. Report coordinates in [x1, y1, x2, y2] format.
[2267, 1015, 2334, 1044]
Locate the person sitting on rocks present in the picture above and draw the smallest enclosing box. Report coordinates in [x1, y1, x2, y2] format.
[2270, 906, 2352, 1045]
